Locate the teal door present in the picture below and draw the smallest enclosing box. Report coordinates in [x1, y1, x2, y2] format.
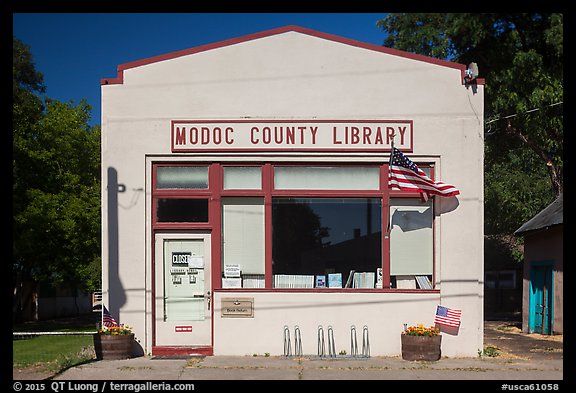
[529, 263, 553, 334]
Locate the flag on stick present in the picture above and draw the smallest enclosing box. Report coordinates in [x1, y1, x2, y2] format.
[388, 147, 460, 200]
[103, 306, 119, 327]
[434, 305, 462, 328]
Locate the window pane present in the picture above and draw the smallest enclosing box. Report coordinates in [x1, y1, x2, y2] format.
[223, 167, 262, 190]
[222, 198, 265, 288]
[420, 167, 432, 177]
[274, 167, 380, 190]
[163, 239, 206, 321]
[156, 199, 209, 222]
[272, 198, 382, 288]
[156, 166, 208, 189]
[390, 199, 433, 277]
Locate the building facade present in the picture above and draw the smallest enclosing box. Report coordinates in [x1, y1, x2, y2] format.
[101, 26, 485, 357]
[515, 194, 563, 335]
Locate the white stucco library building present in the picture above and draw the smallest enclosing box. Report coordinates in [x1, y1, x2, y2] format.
[101, 25, 485, 357]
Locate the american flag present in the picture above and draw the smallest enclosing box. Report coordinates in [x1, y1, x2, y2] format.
[103, 306, 119, 327]
[434, 305, 462, 328]
[388, 147, 460, 200]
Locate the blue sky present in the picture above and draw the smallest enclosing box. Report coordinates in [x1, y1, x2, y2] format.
[13, 13, 389, 127]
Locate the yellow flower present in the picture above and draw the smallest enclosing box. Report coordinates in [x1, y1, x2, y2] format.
[403, 324, 440, 336]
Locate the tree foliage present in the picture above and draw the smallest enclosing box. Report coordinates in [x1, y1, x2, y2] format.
[13, 38, 101, 295]
[377, 13, 562, 235]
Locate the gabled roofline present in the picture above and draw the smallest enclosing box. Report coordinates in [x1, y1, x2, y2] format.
[101, 25, 485, 86]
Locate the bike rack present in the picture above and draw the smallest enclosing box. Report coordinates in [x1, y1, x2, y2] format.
[350, 325, 358, 357]
[292, 324, 371, 359]
[362, 325, 370, 358]
[283, 325, 292, 357]
[327, 325, 336, 358]
[294, 325, 303, 357]
[317, 325, 325, 357]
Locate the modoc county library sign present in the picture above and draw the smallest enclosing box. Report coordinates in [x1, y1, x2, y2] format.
[171, 120, 413, 152]
[101, 25, 484, 358]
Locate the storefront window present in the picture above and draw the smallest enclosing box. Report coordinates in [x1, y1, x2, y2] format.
[274, 166, 380, 190]
[221, 198, 265, 288]
[156, 166, 208, 189]
[151, 163, 437, 291]
[389, 198, 433, 289]
[272, 198, 382, 288]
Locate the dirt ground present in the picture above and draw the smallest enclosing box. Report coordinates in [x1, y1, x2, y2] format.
[483, 320, 563, 360]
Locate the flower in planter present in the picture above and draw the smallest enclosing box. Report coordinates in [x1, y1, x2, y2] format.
[402, 323, 440, 337]
[97, 324, 133, 336]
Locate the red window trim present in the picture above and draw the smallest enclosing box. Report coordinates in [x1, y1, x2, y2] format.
[151, 162, 438, 293]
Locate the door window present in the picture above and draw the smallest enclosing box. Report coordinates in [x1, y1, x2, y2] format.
[163, 239, 206, 321]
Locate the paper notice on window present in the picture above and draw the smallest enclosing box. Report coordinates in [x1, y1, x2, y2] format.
[188, 256, 204, 268]
[224, 264, 241, 278]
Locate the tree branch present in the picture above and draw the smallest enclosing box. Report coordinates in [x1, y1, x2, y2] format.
[506, 119, 563, 195]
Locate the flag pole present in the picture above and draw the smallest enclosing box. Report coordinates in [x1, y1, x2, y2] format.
[384, 134, 395, 239]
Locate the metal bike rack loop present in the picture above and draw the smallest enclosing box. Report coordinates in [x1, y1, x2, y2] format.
[283, 325, 292, 357]
[294, 325, 303, 357]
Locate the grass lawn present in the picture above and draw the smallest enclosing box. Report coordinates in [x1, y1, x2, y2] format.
[13, 313, 99, 373]
[13, 335, 95, 370]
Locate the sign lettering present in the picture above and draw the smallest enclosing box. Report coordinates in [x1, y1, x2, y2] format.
[172, 252, 192, 265]
[221, 298, 254, 318]
[171, 120, 413, 152]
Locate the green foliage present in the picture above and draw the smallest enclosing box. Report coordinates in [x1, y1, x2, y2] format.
[377, 14, 454, 59]
[479, 345, 500, 358]
[13, 37, 101, 292]
[484, 147, 555, 234]
[377, 13, 563, 239]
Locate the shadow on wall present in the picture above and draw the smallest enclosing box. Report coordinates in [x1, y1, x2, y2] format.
[108, 167, 144, 356]
[437, 196, 459, 215]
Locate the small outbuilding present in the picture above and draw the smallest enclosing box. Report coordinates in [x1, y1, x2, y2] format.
[515, 193, 563, 335]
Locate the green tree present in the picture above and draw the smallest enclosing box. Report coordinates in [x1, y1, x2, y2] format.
[13, 38, 101, 321]
[377, 13, 562, 235]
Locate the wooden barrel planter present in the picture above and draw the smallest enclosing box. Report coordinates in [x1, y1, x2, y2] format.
[93, 334, 135, 360]
[401, 334, 442, 361]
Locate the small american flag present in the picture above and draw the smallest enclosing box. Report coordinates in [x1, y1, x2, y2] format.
[103, 306, 119, 327]
[434, 305, 462, 328]
[388, 148, 460, 200]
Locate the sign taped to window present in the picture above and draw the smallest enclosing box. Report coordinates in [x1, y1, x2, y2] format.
[172, 252, 203, 268]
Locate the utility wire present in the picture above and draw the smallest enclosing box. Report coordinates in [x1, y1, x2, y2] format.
[485, 101, 563, 135]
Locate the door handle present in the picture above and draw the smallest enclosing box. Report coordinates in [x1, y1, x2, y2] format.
[206, 291, 212, 311]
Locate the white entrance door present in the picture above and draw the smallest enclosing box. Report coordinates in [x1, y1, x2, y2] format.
[154, 232, 212, 347]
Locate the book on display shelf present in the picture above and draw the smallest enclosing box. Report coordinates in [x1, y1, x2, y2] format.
[352, 272, 375, 288]
[344, 270, 355, 288]
[273, 274, 315, 288]
[328, 273, 342, 288]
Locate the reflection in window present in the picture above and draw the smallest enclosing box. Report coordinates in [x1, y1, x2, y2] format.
[389, 198, 433, 289]
[272, 198, 382, 288]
